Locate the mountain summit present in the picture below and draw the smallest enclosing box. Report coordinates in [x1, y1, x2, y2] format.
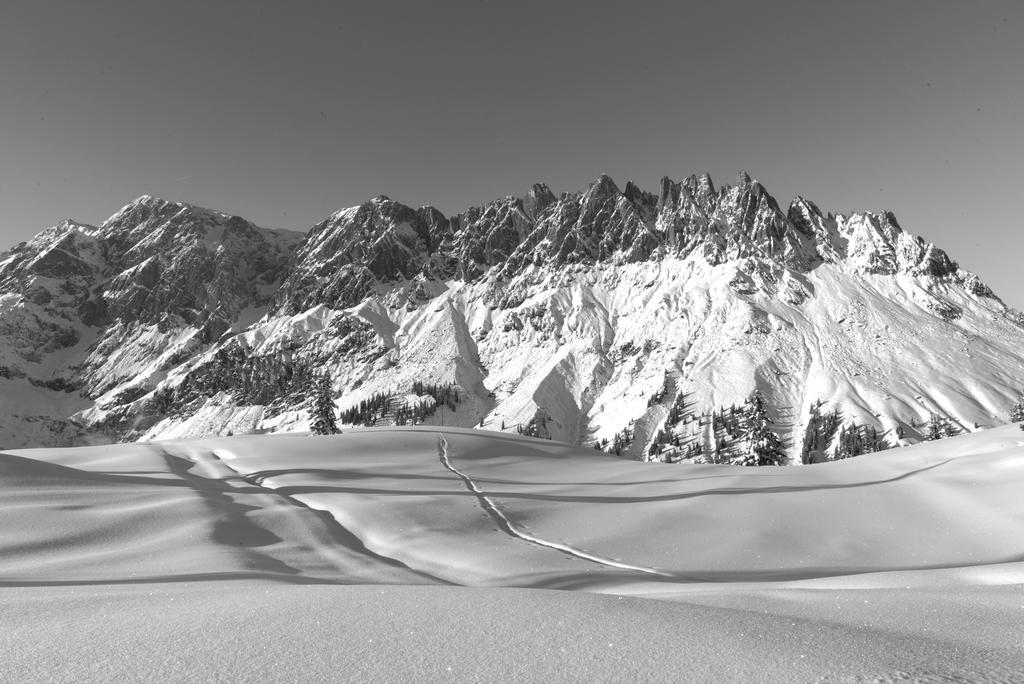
[1, 173, 1021, 461]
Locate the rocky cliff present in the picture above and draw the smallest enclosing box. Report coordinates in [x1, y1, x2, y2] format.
[1, 172, 1021, 463]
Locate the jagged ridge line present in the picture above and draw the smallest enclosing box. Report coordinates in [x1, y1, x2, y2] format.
[436, 434, 670, 577]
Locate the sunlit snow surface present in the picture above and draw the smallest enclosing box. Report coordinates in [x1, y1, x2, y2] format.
[3, 426, 1023, 681]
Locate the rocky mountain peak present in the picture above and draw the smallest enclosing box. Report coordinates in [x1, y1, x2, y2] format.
[523, 183, 556, 220]
[102, 194, 189, 230]
[278, 195, 436, 312]
[2, 171, 1018, 455]
[679, 173, 718, 215]
[656, 176, 681, 211]
[587, 173, 621, 199]
[86, 176, 972, 309]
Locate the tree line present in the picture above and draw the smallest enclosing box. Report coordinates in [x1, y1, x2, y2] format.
[309, 378, 462, 434]
[305, 369, 1024, 468]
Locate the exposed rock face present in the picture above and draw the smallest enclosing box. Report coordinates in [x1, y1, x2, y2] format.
[449, 196, 535, 281]
[278, 196, 436, 312]
[522, 183, 556, 220]
[0, 197, 299, 445]
[1, 173, 1021, 463]
[95, 196, 297, 324]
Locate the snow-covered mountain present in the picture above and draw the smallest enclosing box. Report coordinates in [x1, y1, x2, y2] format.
[2, 172, 1022, 461]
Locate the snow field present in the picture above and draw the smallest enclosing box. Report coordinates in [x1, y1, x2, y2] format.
[2, 424, 1023, 680]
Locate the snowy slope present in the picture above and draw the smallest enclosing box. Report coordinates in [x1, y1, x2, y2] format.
[2, 426, 1023, 680]
[1, 173, 1022, 462]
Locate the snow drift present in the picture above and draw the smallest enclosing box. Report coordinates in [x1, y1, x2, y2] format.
[2, 426, 1023, 680]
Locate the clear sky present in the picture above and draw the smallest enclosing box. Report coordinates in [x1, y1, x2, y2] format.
[1, 1, 1021, 306]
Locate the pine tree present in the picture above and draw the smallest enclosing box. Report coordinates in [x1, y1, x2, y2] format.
[926, 412, 944, 441]
[751, 419, 786, 465]
[1009, 391, 1024, 422]
[801, 400, 821, 463]
[742, 412, 785, 465]
[310, 374, 339, 435]
[738, 390, 787, 466]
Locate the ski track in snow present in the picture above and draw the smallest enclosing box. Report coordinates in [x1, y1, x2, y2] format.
[436, 434, 670, 577]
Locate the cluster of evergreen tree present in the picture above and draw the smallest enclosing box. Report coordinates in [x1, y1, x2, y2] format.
[800, 399, 891, 461]
[592, 424, 632, 454]
[411, 381, 460, 413]
[682, 441, 703, 460]
[665, 392, 689, 426]
[692, 403, 744, 464]
[834, 422, 890, 458]
[647, 426, 678, 458]
[610, 424, 633, 455]
[794, 397, 827, 462]
[175, 345, 313, 407]
[925, 412, 960, 440]
[322, 382, 467, 429]
[517, 411, 553, 439]
[648, 433, 701, 462]
[1010, 391, 1024, 424]
[739, 391, 786, 466]
[710, 403, 746, 441]
[393, 399, 436, 426]
[688, 392, 785, 466]
[144, 348, 312, 416]
[338, 392, 391, 426]
[654, 386, 1024, 465]
[646, 391, 704, 461]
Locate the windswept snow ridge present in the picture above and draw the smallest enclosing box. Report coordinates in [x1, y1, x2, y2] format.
[163, 444, 447, 584]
